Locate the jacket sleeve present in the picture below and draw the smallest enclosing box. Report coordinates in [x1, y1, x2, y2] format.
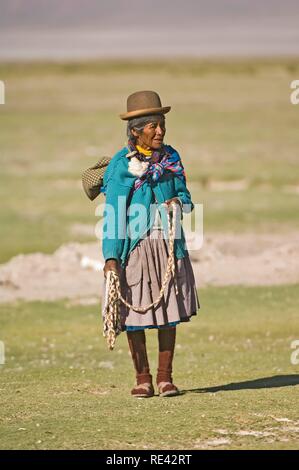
[101, 154, 136, 262]
[171, 149, 194, 214]
[174, 176, 194, 213]
[102, 151, 124, 194]
[165, 145, 194, 214]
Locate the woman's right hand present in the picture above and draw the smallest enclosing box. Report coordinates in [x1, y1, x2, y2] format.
[103, 258, 120, 279]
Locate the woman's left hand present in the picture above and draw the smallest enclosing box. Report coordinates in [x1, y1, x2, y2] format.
[164, 197, 182, 211]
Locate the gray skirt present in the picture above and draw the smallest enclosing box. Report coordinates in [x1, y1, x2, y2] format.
[101, 229, 200, 331]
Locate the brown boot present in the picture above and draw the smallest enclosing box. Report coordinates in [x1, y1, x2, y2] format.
[127, 330, 154, 398]
[157, 327, 180, 397]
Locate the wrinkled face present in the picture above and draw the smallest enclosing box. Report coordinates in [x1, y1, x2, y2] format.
[133, 117, 166, 150]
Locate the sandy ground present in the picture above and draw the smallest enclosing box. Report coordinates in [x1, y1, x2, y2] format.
[0, 230, 299, 304]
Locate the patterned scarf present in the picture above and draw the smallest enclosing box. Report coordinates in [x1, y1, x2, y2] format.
[127, 140, 186, 192]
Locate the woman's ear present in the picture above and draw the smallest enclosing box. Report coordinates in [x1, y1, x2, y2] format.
[131, 128, 139, 138]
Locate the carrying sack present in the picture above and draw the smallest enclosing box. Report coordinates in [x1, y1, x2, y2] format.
[82, 156, 111, 200]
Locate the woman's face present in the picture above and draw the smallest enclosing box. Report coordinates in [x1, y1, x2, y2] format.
[134, 117, 166, 150]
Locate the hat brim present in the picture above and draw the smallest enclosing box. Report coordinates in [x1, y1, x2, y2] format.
[119, 106, 171, 121]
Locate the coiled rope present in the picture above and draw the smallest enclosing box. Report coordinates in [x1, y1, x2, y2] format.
[103, 201, 179, 350]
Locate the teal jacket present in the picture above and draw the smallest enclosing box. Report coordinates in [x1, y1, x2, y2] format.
[101, 145, 194, 268]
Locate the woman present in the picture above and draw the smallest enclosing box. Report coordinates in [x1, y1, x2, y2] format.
[102, 90, 200, 398]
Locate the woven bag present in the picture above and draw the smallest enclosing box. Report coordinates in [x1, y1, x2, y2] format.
[82, 156, 111, 200]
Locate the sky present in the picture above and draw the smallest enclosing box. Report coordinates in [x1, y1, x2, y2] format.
[0, 0, 298, 59]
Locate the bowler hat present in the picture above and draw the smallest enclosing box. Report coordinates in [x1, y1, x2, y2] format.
[119, 90, 171, 120]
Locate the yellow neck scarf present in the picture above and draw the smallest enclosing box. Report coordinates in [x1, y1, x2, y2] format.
[136, 145, 152, 156]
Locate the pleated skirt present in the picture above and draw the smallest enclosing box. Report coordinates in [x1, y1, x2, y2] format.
[101, 229, 200, 331]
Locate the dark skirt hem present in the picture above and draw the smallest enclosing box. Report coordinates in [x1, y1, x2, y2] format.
[121, 312, 197, 332]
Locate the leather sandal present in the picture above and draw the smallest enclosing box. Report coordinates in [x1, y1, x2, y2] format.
[131, 382, 155, 398]
[157, 381, 180, 397]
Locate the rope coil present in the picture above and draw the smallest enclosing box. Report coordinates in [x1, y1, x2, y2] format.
[103, 201, 179, 350]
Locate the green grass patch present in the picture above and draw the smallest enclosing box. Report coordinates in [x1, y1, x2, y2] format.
[0, 284, 298, 449]
[1, 58, 299, 260]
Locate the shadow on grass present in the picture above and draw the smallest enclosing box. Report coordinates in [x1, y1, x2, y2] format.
[180, 375, 299, 394]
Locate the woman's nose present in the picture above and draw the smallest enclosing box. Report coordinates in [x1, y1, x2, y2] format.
[155, 125, 164, 136]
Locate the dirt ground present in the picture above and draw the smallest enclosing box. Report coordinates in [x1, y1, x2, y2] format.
[1, 229, 299, 304]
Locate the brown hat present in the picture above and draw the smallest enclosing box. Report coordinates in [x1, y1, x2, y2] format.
[119, 90, 171, 120]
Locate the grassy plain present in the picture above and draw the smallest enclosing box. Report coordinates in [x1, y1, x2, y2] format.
[0, 59, 298, 450]
[0, 59, 299, 262]
[0, 285, 298, 450]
